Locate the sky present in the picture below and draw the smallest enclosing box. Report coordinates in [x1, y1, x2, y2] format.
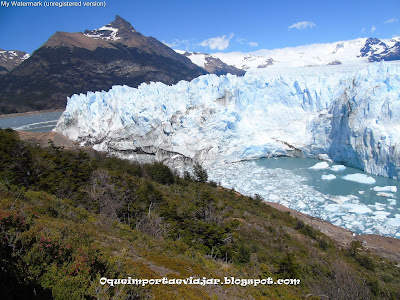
[0, 0, 400, 54]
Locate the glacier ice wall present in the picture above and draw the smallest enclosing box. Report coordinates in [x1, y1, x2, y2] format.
[54, 62, 400, 179]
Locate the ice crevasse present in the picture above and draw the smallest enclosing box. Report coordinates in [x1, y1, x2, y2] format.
[55, 62, 400, 179]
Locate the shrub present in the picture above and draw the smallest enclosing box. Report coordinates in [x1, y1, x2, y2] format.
[144, 162, 174, 185]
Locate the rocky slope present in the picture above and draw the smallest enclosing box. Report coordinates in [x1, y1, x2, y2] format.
[0, 16, 206, 114]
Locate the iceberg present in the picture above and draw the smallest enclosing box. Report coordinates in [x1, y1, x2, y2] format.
[330, 165, 346, 172]
[342, 174, 376, 184]
[309, 162, 330, 170]
[321, 174, 336, 181]
[372, 186, 397, 193]
[55, 61, 400, 180]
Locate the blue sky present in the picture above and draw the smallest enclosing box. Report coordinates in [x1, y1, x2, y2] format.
[1, 0, 399, 54]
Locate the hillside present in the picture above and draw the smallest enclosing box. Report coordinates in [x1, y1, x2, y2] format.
[0, 128, 399, 299]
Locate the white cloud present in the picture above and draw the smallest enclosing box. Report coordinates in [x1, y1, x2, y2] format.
[163, 41, 178, 48]
[248, 41, 258, 47]
[385, 18, 399, 24]
[199, 33, 234, 50]
[163, 39, 191, 50]
[288, 21, 316, 30]
[371, 25, 377, 33]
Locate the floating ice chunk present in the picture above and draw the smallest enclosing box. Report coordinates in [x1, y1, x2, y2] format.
[342, 173, 376, 184]
[330, 165, 346, 172]
[342, 203, 373, 214]
[321, 174, 336, 181]
[372, 211, 391, 220]
[330, 195, 356, 204]
[386, 214, 400, 227]
[370, 202, 386, 210]
[309, 162, 329, 170]
[376, 192, 395, 198]
[269, 194, 279, 201]
[358, 191, 365, 195]
[313, 197, 325, 203]
[372, 186, 397, 193]
[325, 204, 341, 212]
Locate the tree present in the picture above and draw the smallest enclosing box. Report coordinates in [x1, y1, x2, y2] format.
[193, 162, 208, 183]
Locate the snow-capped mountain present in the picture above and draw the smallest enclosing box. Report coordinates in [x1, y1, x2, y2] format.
[175, 50, 245, 76]
[0, 49, 30, 75]
[55, 61, 400, 180]
[359, 37, 400, 62]
[207, 37, 400, 70]
[0, 16, 205, 113]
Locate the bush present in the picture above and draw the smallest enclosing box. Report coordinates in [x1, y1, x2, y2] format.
[144, 162, 174, 185]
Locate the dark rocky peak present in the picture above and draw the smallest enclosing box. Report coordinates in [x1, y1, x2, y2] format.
[111, 15, 136, 32]
[84, 15, 136, 41]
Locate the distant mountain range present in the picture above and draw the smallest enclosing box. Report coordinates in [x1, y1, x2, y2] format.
[217, 37, 400, 69]
[0, 16, 208, 114]
[178, 37, 400, 70]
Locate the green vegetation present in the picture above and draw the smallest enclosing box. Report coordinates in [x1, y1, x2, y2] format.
[0, 128, 399, 299]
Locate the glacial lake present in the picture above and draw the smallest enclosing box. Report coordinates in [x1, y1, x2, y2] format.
[0, 111, 63, 132]
[1, 111, 399, 238]
[209, 158, 400, 238]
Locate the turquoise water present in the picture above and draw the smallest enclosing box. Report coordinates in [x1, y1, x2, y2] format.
[209, 158, 400, 237]
[0, 111, 63, 132]
[256, 158, 400, 208]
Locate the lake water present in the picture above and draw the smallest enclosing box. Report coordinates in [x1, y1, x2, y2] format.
[0, 111, 63, 132]
[209, 158, 400, 238]
[1, 111, 399, 238]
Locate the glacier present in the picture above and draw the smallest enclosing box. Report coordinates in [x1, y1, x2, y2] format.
[55, 61, 400, 179]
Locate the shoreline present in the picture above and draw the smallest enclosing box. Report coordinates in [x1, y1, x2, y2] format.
[0, 108, 64, 119]
[267, 202, 400, 263]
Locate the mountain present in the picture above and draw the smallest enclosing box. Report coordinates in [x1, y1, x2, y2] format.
[0, 16, 206, 114]
[210, 37, 400, 70]
[359, 37, 400, 62]
[175, 50, 245, 76]
[0, 49, 30, 75]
